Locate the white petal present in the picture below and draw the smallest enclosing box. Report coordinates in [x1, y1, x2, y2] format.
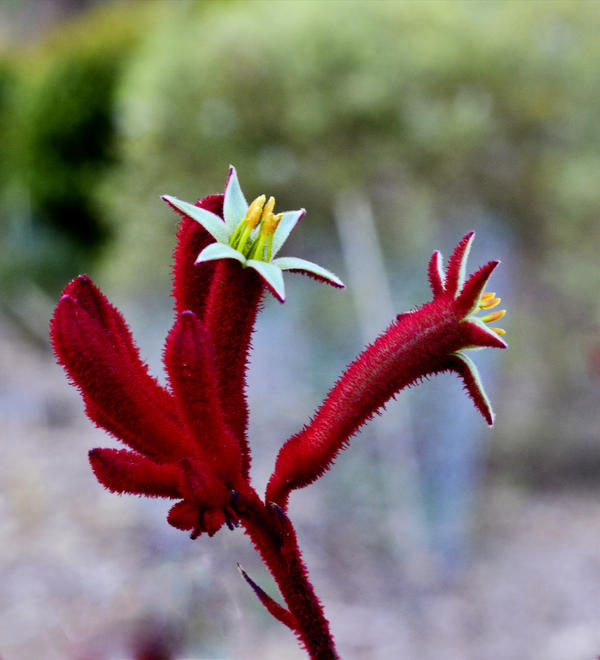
[162, 195, 231, 243]
[273, 256, 345, 288]
[223, 165, 248, 231]
[247, 260, 286, 302]
[195, 242, 246, 266]
[271, 209, 305, 258]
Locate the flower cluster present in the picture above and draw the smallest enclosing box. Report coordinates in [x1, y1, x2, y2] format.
[50, 167, 506, 659]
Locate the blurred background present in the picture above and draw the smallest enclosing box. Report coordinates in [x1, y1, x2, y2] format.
[1, 0, 600, 658]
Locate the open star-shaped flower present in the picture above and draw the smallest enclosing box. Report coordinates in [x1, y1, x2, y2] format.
[426, 230, 507, 425]
[161, 166, 344, 302]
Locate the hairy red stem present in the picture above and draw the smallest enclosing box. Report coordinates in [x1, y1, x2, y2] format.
[267, 300, 463, 509]
[235, 488, 339, 659]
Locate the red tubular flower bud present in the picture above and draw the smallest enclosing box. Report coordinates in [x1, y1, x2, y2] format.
[51, 293, 190, 462]
[62, 275, 182, 429]
[89, 448, 181, 498]
[164, 311, 244, 486]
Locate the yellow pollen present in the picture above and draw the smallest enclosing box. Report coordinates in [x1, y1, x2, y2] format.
[480, 291, 495, 301]
[480, 309, 506, 324]
[489, 327, 506, 335]
[244, 194, 266, 229]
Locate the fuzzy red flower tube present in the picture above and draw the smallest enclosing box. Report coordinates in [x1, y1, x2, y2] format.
[266, 231, 507, 510]
[50, 166, 506, 660]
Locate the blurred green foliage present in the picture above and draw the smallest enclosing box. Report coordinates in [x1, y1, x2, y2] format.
[0, 1, 153, 292]
[98, 0, 600, 301]
[1, 0, 600, 477]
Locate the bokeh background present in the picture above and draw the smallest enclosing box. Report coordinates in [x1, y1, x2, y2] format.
[1, 1, 600, 658]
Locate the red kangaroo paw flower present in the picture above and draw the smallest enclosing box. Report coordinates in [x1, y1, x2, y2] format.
[170, 193, 223, 319]
[237, 563, 298, 631]
[51, 293, 189, 462]
[164, 311, 243, 486]
[163, 166, 343, 304]
[89, 448, 181, 498]
[162, 167, 345, 482]
[267, 232, 507, 509]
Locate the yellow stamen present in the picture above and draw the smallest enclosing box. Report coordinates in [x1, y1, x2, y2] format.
[232, 195, 267, 254]
[480, 296, 501, 310]
[265, 213, 283, 261]
[245, 194, 267, 230]
[249, 197, 283, 261]
[259, 197, 277, 236]
[480, 309, 506, 324]
[477, 292, 507, 336]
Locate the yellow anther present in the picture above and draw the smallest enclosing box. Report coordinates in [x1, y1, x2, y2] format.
[480, 296, 501, 310]
[477, 292, 506, 336]
[244, 194, 266, 229]
[262, 196, 276, 220]
[265, 214, 283, 262]
[259, 197, 278, 237]
[480, 309, 506, 324]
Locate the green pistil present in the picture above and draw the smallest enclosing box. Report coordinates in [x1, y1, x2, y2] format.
[228, 221, 246, 250]
[248, 232, 268, 261]
[266, 233, 275, 262]
[236, 222, 255, 255]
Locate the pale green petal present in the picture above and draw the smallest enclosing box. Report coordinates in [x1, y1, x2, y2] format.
[223, 165, 248, 231]
[162, 195, 231, 243]
[195, 242, 247, 265]
[247, 260, 286, 302]
[273, 256, 345, 288]
[271, 210, 305, 258]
